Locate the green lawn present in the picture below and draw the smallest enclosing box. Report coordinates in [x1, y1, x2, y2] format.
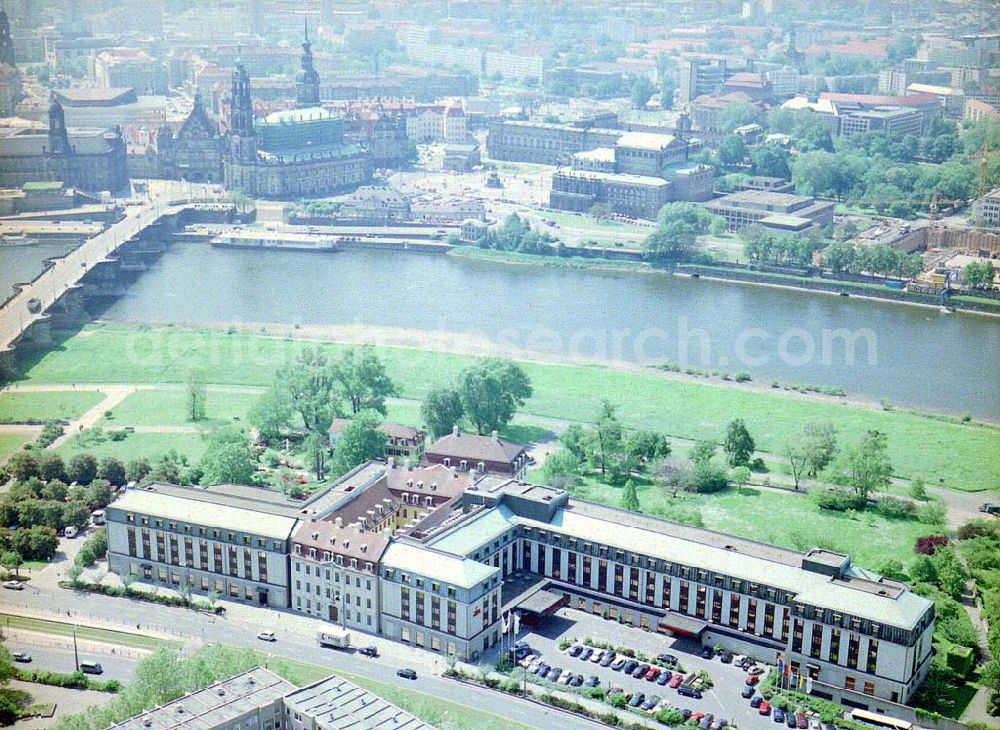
[0, 613, 176, 652]
[0, 432, 33, 462]
[55, 430, 209, 464]
[99, 389, 260, 428]
[562, 478, 936, 572]
[13, 323, 1000, 492]
[0, 390, 105, 424]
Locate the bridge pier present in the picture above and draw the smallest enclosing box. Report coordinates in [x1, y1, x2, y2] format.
[19, 317, 54, 349]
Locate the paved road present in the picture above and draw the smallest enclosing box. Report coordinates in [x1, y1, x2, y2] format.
[4, 581, 602, 730]
[4, 641, 139, 681]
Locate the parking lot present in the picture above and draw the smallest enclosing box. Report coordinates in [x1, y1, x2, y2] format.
[501, 607, 787, 730]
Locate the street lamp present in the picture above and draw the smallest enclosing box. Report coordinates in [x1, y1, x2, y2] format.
[73, 624, 80, 672]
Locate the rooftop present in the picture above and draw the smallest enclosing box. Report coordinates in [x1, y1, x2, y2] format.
[573, 147, 616, 163]
[108, 667, 294, 729]
[382, 540, 498, 589]
[615, 130, 679, 151]
[284, 675, 432, 730]
[554, 168, 670, 187]
[425, 430, 526, 465]
[109, 484, 302, 540]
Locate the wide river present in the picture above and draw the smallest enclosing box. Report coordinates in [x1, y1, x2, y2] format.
[4, 240, 999, 418]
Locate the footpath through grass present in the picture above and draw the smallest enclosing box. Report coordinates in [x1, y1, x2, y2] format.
[0, 613, 176, 652]
[13, 323, 1000, 492]
[99, 389, 259, 428]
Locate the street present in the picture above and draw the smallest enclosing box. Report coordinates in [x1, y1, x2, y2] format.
[3, 641, 139, 682]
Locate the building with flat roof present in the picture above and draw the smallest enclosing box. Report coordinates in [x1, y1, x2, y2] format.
[284, 675, 433, 730]
[839, 106, 923, 138]
[110, 667, 431, 730]
[109, 667, 293, 730]
[550, 167, 672, 220]
[705, 190, 834, 232]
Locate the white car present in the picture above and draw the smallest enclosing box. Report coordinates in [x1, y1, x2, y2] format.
[589, 649, 605, 663]
[257, 631, 276, 642]
[2, 580, 24, 590]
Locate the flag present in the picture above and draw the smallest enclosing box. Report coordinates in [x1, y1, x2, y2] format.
[799, 674, 806, 690]
[806, 677, 813, 694]
[784, 662, 791, 677]
[502, 612, 510, 633]
[778, 659, 784, 676]
[513, 612, 521, 634]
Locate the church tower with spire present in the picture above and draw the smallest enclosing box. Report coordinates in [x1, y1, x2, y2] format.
[47, 95, 70, 155]
[0, 8, 15, 67]
[223, 55, 258, 194]
[295, 19, 321, 108]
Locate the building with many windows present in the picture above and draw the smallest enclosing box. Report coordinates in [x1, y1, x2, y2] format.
[705, 190, 835, 232]
[106, 482, 299, 608]
[106, 460, 934, 706]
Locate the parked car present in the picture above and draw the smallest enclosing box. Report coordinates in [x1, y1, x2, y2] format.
[721, 652, 733, 664]
[589, 649, 605, 663]
[257, 631, 276, 642]
[741, 684, 756, 698]
[532, 663, 549, 675]
[585, 675, 600, 687]
[680, 709, 693, 721]
[657, 653, 678, 665]
[785, 711, 797, 728]
[611, 657, 627, 671]
[546, 667, 562, 682]
[774, 708, 786, 723]
[751, 695, 764, 709]
[579, 647, 593, 661]
[396, 668, 417, 680]
[631, 663, 650, 678]
[748, 665, 766, 676]
[621, 659, 638, 673]
[557, 672, 573, 685]
[759, 701, 772, 716]
[600, 651, 616, 667]
[745, 674, 760, 686]
[699, 713, 715, 730]
[80, 661, 103, 675]
[519, 655, 537, 668]
[641, 695, 660, 712]
[570, 674, 584, 687]
[691, 712, 705, 723]
[700, 647, 714, 659]
[609, 686, 624, 696]
[668, 673, 683, 688]
[359, 646, 378, 657]
[568, 644, 583, 657]
[12, 652, 31, 663]
[677, 685, 702, 699]
[2, 580, 24, 590]
[795, 713, 808, 729]
[645, 667, 661, 681]
[629, 692, 646, 708]
[656, 671, 671, 686]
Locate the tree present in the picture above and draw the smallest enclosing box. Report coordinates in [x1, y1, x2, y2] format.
[801, 421, 838, 477]
[302, 432, 326, 481]
[331, 345, 397, 416]
[785, 443, 808, 490]
[8, 451, 40, 482]
[67, 453, 98, 485]
[909, 477, 928, 501]
[625, 430, 670, 464]
[126, 457, 152, 483]
[691, 463, 728, 493]
[87, 479, 113, 510]
[723, 419, 755, 467]
[200, 427, 256, 486]
[457, 358, 533, 435]
[621, 480, 641, 512]
[249, 386, 295, 441]
[591, 400, 624, 478]
[543, 449, 581, 484]
[331, 411, 387, 475]
[630, 77, 655, 110]
[689, 440, 716, 467]
[750, 144, 791, 179]
[730, 465, 751, 490]
[560, 424, 590, 463]
[186, 367, 208, 422]
[276, 348, 341, 433]
[421, 386, 465, 439]
[0, 551, 22, 579]
[963, 260, 996, 289]
[40, 453, 67, 482]
[643, 203, 723, 260]
[717, 101, 758, 134]
[149, 451, 185, 483]
[823, 241, 855, 273]
[98, 457, 127, 487]
[718, 135, 748, 166]
[844, 429, 892, 502]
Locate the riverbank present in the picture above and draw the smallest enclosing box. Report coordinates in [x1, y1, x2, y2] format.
[11, 321, 999, 492]
[447, 246, 1000, 317]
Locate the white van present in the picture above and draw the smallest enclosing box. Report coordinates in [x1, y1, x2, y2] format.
[91, 510, 105, 526]
[64, 525, 78, 538]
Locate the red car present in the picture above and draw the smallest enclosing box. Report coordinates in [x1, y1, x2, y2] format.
[745, 674, 760, 686]
[692, 713, 705, 722]
[759, 701, 771, 716]
[644, 667, 661, 681]
[668, 673, 683, 688]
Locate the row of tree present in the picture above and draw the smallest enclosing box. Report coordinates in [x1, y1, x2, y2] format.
[822, 241, 925, 279]
[421, 358, 533, 437]
[742, 231, 819, 268]
[642, 202, 726, 260]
